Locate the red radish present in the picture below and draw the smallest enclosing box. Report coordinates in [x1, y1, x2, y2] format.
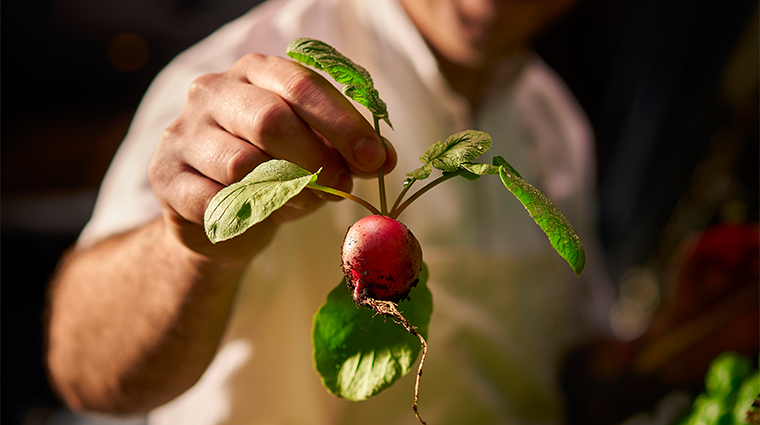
[341, 215, 423, 304]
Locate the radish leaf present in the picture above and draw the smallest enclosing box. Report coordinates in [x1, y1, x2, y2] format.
[462, 162, 500, 176]
[287, 38, 392, 129]
[405, 163, 432, 180]
[204, 160, 319, 243]
[312, 264, 432, 401]
[419, 130, 491, 173]
[495, 156, 586, 276]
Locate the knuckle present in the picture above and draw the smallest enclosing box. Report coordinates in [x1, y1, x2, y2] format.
[253, 99, 296, 142]
[238, 52, 266, 68]
[160, 119, 185, 143]
[151, 120, 187, 195]
[226, 149, 257, 183]
[187, 73, 220, 101]
[329, 111, 357, 133]
[281, 67, 322, 103]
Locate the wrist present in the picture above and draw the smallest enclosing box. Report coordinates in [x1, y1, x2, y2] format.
[157, 213, 276, 275]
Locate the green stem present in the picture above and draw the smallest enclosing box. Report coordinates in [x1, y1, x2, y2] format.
[390, 170, 465, 219]
[390, 179, 416, 216]
[307, 183, 380, 215]
[374, 115, 388, 215]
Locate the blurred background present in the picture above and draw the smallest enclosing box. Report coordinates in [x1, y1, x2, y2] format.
[1, 0, 757, 424]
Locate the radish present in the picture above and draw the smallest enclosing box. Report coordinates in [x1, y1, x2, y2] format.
[341, 215, 423, 304]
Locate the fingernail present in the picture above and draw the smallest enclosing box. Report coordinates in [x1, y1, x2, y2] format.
[353, 137, 385, 170]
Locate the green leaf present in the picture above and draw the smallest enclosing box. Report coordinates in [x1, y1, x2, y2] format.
[683, 394, 730, 425]
[286, 38, 392, 128]
[445, 169, 480, 181]
[495, 156, 586, 276]
[204, 159, 319, 243]
[419, 130, 491, 172]
[705, 352, 753, 398]
[405, 163, 432, 180]
[462, 162, 500, 176]
[733, 372, 760, 424]
[312, 264, 432, 401]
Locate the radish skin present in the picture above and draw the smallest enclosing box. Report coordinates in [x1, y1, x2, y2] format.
[341, 215, 423, 304]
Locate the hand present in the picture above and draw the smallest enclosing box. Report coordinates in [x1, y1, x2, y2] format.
[149, 53, 397, 263]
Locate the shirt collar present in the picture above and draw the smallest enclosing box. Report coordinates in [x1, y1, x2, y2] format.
[359, 0, 472, 129]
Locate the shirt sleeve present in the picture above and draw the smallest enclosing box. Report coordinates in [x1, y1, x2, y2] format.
[75, 3, 280, 247]
[76, 42, 234, 247]
[76, 71, 181, 247]
[75, 0, 323, 247]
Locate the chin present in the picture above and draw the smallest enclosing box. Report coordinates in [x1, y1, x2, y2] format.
[435, 34, 488, 67]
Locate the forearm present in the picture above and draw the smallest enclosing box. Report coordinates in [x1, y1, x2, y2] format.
[46, 217, 250, 414]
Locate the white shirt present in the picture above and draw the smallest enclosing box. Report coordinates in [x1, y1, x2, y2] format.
[80, 0, 612, 423]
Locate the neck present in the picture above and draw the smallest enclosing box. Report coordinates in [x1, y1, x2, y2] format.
[433, 52, 493, 111]
[432, 48, 529, 113]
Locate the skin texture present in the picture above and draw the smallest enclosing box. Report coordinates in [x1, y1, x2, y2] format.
[341, 215, 423, 303]
[46, 0, 575, 415]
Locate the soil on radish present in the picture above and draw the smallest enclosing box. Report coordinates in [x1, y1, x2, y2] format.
[340, 215, 423, 304]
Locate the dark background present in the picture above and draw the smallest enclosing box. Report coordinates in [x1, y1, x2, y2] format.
[2, 0, 758, 423]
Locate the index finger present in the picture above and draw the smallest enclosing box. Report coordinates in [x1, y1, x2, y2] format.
[237, 55, 395, 177]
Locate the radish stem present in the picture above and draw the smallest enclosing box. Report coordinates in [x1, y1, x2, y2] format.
[391, 170, 465, 219]
[374, 116, 389, 215]
[390, 179, 415, 216]
[307, 183, 380, 215]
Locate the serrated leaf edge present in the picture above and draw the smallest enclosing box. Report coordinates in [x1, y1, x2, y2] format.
[496, 160, 585, 276]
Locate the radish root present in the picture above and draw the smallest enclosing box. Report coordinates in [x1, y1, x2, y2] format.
[363, 299, 428, 425]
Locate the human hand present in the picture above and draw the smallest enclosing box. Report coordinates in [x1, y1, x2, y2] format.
[149, 53, 397, 263]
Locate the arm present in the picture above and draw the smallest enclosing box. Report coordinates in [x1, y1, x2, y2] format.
[47, 217, 255, 414]
[46, 53, 396, 414]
